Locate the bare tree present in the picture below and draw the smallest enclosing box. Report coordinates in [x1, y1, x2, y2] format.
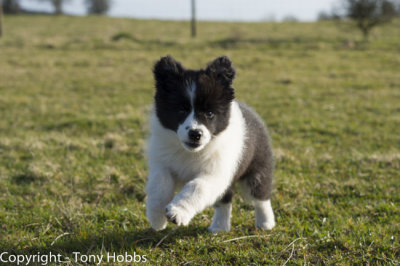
[382, 0, 398, 16]
[85, 0, 111, 15]
[191, 0, 196, 37]
[344, 0, 397, 39]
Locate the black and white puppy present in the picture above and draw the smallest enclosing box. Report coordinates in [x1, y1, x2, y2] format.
[146, 56, 275, 233]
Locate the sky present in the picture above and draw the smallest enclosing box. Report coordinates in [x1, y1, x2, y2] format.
[20, 0, 338, 22]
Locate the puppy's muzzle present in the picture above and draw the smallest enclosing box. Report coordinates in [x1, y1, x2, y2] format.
[188, 129, 202, 142]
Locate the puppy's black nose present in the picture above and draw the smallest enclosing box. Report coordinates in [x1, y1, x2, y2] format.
[188, 129, 202, 141]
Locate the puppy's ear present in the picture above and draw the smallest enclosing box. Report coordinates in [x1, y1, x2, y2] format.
[153, 55, 184, 83]
[206, 56, 236, 87]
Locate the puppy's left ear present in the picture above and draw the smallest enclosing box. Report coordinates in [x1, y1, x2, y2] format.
[206, 56, 236, 87]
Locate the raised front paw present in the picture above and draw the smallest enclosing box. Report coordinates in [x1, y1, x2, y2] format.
[165, 204, 193, 226]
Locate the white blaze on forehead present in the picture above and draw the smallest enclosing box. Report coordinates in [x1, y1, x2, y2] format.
[186, 80, 196, 108]
[185, 111, 198, 128]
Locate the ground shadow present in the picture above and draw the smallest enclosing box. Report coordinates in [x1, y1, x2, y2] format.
[1, 226, 209, 255]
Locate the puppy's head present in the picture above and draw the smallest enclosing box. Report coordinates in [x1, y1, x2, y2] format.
[153, 55, 235, 152]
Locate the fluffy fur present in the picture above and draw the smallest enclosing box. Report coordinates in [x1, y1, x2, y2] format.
[146, 56, 275, 233]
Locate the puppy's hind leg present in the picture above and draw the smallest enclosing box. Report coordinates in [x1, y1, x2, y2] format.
[208, 188, 233, 233]
[239, 171, 275, 230]
[254, 199, 275, 230]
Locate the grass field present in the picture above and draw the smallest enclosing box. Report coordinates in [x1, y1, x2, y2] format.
[0, 15, 399, 264]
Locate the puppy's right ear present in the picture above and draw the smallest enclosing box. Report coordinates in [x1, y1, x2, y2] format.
[153, 55, 184, 83]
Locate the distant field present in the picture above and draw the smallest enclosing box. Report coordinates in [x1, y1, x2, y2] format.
[0, 15, 399, 264]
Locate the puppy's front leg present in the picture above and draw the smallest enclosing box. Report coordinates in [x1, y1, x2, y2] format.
[165, 175, 230, 226]
[146, 170, 175, 231]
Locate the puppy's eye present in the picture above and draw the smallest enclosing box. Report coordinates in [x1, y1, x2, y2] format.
[205, 111, 214, 119]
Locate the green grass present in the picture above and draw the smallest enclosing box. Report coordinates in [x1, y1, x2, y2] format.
[0, 15, 399, 264]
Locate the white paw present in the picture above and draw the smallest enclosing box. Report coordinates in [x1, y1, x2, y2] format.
[165, 203, 193, 226]
[147, 209, 168, 231]
[208, 224, 231, 234]
[256, 219, 276, 230]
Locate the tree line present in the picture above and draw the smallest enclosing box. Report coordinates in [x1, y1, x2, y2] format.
[2, 0, 111, 15]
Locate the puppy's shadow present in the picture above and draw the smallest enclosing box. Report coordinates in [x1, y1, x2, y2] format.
[7, 226, 210, 255]
[119, 226, 210, 249]
[59, 226, 209, 251]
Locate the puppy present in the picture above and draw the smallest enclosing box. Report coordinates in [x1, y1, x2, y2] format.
[146, 56, 275, 233]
